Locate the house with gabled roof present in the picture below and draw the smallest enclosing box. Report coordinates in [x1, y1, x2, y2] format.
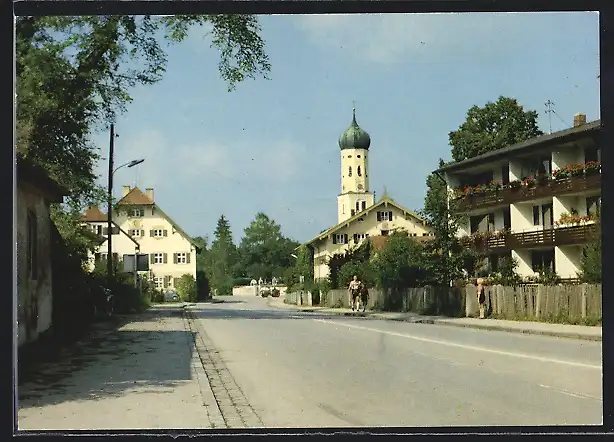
[301, 107, 434, 282]
[82, 186, 199, 291]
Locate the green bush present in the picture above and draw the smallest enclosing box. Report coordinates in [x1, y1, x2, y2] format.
[176, 274, 197, 302]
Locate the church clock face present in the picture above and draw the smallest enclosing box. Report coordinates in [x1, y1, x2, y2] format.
[357, 183, 364, 191]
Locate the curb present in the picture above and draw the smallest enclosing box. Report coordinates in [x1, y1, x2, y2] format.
[430, 320, 603, 342]
[269, 299, 600, 341]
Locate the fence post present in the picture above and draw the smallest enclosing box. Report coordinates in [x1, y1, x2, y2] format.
[535, 285, 542, 319]
[581, 284, 587, 319]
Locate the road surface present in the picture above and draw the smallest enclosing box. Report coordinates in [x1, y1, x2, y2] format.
[189, 294, 602, 427]
[18, 295, 602, 430]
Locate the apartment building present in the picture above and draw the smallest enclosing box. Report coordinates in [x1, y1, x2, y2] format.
[435, 113, 601, 279]
[82, 186, 199, 291]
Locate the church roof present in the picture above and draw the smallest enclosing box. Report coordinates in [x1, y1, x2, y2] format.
[338, 108, 371, 151]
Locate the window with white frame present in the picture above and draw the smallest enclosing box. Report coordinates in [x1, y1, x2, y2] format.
[130, 208, 145, 218]
[175, 252, 187, 264]
[130, 229, 142, 237]
[152, 229, 165, 238]
[333, 233, 348, 244]
[377, 211, 393, 221]
[154, 277, 164, 289]
[352, 233, 368, 243]
[153, 253, 164, 264]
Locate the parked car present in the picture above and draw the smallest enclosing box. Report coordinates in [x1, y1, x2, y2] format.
[260, 288, 271, 298]
[164, 290, 180, 302]
[271, 288, 280, 298]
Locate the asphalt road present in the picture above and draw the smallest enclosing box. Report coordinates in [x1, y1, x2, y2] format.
[190, 295, 603, 428]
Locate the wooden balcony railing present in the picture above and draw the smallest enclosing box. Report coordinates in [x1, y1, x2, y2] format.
[455, 173, 601, 212]
[460, 224, 598, 252]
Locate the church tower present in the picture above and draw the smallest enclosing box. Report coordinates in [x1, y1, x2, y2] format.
[337, 106, 375, 223]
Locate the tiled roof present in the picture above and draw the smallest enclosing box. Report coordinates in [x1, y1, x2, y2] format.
[82, 206, 107, 222]
[117, 187, 154, 205]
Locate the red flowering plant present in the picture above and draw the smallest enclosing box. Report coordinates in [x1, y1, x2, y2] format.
[554, 212, 596, 227]
[522, 175, 536, 188]
[486, 180, 503, 192]
[584, 161, 601, 175]
[508, 179, 522, 189]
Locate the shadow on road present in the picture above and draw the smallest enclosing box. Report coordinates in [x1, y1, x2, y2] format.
[17, 308, 196, 409]
[188, 306, 371, 322]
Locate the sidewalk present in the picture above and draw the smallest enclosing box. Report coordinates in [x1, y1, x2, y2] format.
[17, 305, 221, 431]
[268, 296, 602, 342]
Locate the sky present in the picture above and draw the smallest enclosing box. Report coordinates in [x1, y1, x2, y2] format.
[91, 12, 600, 245]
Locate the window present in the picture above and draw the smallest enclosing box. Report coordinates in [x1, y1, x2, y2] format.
[154, 277, 164, 289]
[501, 164, 510, 185]
[130, 229, 143, 237]
[542, 204, 553, 228]
[531, 250, 555, 273]
[91, 225, 102, 235]
[381, 230, 389, 236]
[585, 147, 599, 163]
[587, 196, 601, 217]
[351, 209, 355, 216]
[357, 155, 361, 158]
[533, 206, 540, 226]
[353, 233, 368, 243]
[503, 208, 511, 230]
[130, 208, 145, 218]
[470, 213, 494, 233]
[361, 201, 366, 211]
[27, 210, 38, 280]
[151, 229, 168, 238]
[342, 204, 345, 214]
[102, 226, 120, 235]
[150, 253, 167, 265]
[357, 166, 362, 176]
[348, 166, 352, 177]
[332, 233, 348, 244]
[174, 252, 190, 264]
[356, 201, 360, 213]
[377, 211, 393, 222]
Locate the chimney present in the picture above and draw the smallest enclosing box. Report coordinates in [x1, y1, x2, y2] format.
[145, 188, 154, 202]
[573, 113, 587, 127]
[122, 185, 131, 197]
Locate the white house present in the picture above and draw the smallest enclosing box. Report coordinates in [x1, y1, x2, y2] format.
[83, 186, 199, 291]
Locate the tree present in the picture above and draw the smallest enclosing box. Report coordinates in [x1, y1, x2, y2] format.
[175, 274, 197, 302]
[578, 222, 601, 283]
[449, 96, 542, 162]
[327, 240, 372, 289]
[294, 244, 314, 286]
[237, 212, 299, 280]
[206, 215, 238, 296]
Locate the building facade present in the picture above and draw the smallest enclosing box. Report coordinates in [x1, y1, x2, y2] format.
[304, 108, 433, 281]
[435, 113, 601, 280]
[17, 157, 68, 347]
[83, 186, 199, 291]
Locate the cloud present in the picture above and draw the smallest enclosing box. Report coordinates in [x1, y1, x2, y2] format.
[294, 12, 598, 65]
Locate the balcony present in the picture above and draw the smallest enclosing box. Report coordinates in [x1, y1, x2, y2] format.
[454, 172, 601, 213]
[461, 223, 598, 252]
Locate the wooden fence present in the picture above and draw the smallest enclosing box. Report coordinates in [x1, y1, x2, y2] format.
[286, 283, 602, 323]
[465, 284, 602, 321]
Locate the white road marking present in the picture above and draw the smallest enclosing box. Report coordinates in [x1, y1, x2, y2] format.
[538, 384, 602, 401]
[313, 319, 602, 370]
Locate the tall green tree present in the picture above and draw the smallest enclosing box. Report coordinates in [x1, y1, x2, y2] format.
[207, 215, 238, 296]
[237, 212, 299, 280]
[449, 96, 542, 162]
[578, 222, 601, 283]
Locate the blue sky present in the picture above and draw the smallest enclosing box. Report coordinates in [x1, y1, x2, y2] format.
[91, 12, 600, 245]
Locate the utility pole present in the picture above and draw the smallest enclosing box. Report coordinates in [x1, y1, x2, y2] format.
[544, 100, 554, 134]
[107, 124, 115, 282]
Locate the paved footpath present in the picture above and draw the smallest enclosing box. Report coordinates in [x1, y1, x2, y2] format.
[268, 296, 602, 341]
[17, 305, 224, 431]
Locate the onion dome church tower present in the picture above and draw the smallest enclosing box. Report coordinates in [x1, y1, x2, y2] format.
[337, 105, 375, 223]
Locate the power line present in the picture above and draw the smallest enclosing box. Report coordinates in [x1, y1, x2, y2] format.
[552, 110, 572, 130]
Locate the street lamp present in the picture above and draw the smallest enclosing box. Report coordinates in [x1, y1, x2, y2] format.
[106, 123, 145, 282]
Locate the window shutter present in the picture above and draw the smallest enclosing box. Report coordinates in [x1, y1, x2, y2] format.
[173, 253, 177, 264]
[332, 235, 337, 244]
[149, 254, 155, 264]
[149, 230, 154, 237]
[141, 229, 145, 237]
[163, 229, 168, 237]
[388, 211, 393, 221]
[103, 227, 108, 235]
[353, 234, 358, 243]
[186, 253, 191, 264]
[112, 226, 120, 235]
[163, 253, 168, 264]
[377, 212, 382, 221]
[343, 234, 348, 244]
[164, 275, 171, 287]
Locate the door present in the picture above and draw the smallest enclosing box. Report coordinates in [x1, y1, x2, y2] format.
[542, 204, 553, 229]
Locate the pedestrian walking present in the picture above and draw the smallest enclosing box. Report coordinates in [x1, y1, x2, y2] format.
[348, 275, 362, 312]
[359, 282, 369, 313]
[476, 277, 486, 319]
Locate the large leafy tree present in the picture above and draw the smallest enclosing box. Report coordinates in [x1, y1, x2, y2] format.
[206, 215, 239, 296]
[16, 15, 271, 264]
[237, 212, 299, 280]
[449, 96, 542, 162]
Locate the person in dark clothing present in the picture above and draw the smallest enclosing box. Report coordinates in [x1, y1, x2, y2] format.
[359, 283, 369, 313]
[476, 277, 486, 319]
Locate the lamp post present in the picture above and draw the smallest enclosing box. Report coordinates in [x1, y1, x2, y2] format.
[106, 123, 145, 282]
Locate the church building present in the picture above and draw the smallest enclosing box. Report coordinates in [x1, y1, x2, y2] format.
[303, 107, 434, 282]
